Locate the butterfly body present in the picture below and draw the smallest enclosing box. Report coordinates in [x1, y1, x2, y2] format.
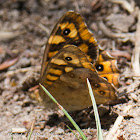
[39, 11, 119, 111]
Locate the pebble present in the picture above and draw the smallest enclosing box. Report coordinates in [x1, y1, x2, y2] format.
[12, 127, 27, 133]
[12, 105, 22, 115]
[55, 128, 64, 134]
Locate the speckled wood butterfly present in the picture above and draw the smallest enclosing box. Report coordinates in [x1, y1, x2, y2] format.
[39, 11, 119, 111]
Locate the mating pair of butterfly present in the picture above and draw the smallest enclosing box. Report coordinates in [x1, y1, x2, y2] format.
[39, 11, 120, 111]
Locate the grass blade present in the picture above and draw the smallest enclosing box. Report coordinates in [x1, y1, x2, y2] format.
[87, 78, 103, 140]
[39, 84, 87, 140]
[66, 125, 80, 140]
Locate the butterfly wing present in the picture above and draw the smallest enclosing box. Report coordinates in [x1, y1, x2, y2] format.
[40, 45, 117, 111]
[39, 11, 120, 111]
[41, 11, 120, 88]
[41, 11, 98, 79]
[95, 47, 120, 87]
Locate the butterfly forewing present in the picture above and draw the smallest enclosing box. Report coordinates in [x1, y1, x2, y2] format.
[41, 11, 98, 78]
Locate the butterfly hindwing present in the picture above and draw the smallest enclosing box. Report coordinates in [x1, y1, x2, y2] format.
[95, 48, 120, 87]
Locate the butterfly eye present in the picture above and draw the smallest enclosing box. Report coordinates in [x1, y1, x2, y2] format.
[96, 64, 104, 71]
[65, 57, 72, 61]
[63, 28, 70, 35]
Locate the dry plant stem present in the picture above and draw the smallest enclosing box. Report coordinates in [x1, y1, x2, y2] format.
[105, 105, 132, 140]
[11, 128, 27, 133]
[99, 21, 135, 42]
[0, 31, 22, 41]
[132, 10, 140, 76]
[38, 23, 50, 35]
[28, 118, 36, 140]
[108, 0, 134, 13]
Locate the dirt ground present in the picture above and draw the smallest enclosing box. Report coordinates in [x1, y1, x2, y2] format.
[0, 0, 140, 140]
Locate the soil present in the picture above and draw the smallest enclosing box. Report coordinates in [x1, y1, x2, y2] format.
[0, 0, 140, 140]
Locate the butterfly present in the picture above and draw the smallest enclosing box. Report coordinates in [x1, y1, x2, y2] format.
[39, 11, 119, 111]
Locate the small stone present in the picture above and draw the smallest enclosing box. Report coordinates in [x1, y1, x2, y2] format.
[55, 128, 64, 134]
[12, 105, 22, 115]
[11, 128, 27, 133]
[5, 111, 12, 116]
[13, 94, 19, 101]
[131, 93, 138, 101]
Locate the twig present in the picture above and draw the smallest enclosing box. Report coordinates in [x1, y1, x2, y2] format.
[132, 10, 140, 76]
[108, 0, 134, 13]
[0, 31, 23, 41]
[27, 118, 36, 140]
[105, 105, 132, 140]
[11, 128, 27, 133]
[99, 21, 135, 42]
[38, 23, 50, 35]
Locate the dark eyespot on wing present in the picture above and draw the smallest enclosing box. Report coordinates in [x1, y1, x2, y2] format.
[88, 79, 100, 88]
[100, 91, 106, 95]
[94, 83, 100, 88]
[63, 28, 70, 35]
[96, 64, 104, 71]
[65, 57, 72, 61]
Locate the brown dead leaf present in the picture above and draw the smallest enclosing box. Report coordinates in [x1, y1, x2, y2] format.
[0, 57, 19, 70]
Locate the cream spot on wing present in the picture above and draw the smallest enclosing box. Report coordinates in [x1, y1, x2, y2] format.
[48, 35, 65, 44]
[44, 81, 53, 85]
[60, 22, 77, 38]
[49, 68, 62, 75]
[51, 59, 67, 65]
[78, 43, 88, 53]
[46, 74, 59, 81]
[48, 51, 58, 58]
[89, 36, 97, 44]
[60, 22, 68, 29]
[81, 61, 93, 70]
[65, 67, 74, 72]
[80, 29, 91, 40]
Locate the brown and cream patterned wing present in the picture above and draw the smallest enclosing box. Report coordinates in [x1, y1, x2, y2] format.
[41, 11, 98, 79]
[40, 45, 117, 111]
[95, 47, 120, 88]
